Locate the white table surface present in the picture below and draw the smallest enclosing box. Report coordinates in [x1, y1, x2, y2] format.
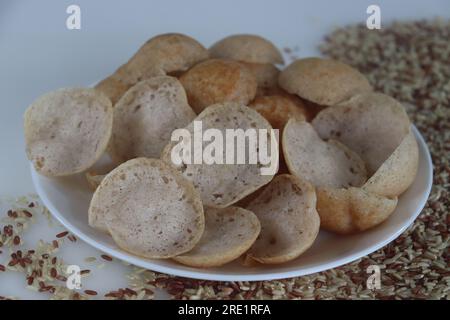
[0, 0, 448, 299]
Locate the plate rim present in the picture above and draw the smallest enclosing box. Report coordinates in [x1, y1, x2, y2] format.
[30, 125, 433, 281]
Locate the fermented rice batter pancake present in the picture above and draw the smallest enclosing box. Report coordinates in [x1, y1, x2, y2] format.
[161, 102, 277, 208]
[88, 158, 204, 258]
[173, 206, 260, 267]
[279, 57, 372, 106]
[179, 59, 257, 114]
[283, 119, 367, 188]
[24, 88, 113, 177]
[110, 76, 196, 162]
[245, 174, 320, 264]
[209, 34, 284, 65]
[312, 92, 412, 175]
[316, 187, 398, 234]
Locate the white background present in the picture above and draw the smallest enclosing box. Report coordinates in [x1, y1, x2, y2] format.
[0, 0, 448, 299]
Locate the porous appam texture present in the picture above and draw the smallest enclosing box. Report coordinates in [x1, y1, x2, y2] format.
[24, 88, 113, 177]
[312, 92, 411, 175]
[245, 174, 320, 264]
[161, 103, 277, 208]
[209, 34, 284, 64]
[249, 95, 307, 130]
[283, 119, 367, 188]
[88, 158, 204, 258]
[179, 59, 257, 113]
[278, 57, 372, 106]
[316, 187, 398, 234]
[96, 33, 208, 105]
[363, 129, 419, 197]
[110, 76, 196, 163]
[173, 206, 261, 267]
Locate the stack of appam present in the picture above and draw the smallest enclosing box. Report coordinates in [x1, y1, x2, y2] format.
[24, 33, 419, 268]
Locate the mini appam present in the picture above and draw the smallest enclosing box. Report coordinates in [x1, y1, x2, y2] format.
[312, 92, 411, 175]
[179, 59, 257, 114]
[283, 119, 367, 188]
[24, 88, 113, 177]
[110, 76, 196, 163]
[278, 57, 372, 106]
[173, 206, 260, 268]
[363, 129, 419, 197]
[209, 34, 284, 65]
[88, 158, 204, 258]
[316, 187, 398, 234]
[161, 102, 277, 208]
[245, 174, 320, 264]
[249, 95, 307, 130]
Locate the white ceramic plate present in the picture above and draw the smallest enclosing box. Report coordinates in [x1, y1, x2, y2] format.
[30, 126, 432, 281]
